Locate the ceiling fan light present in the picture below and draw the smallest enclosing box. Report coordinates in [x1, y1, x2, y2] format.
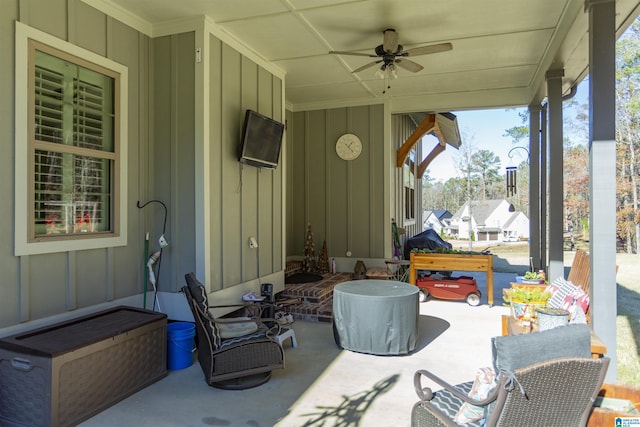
[375, 68, 385, 79]
[390, 64, 398, 79]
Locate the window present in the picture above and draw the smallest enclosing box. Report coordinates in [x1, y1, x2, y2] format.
[33, 46, 115, 238]
[15, 23, 128, 255]
[405, 187, 415, 220]
[403, 148, 416, 221]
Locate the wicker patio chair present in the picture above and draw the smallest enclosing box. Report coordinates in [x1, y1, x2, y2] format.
[411, 324, 609, 427]
[183, 273, 284, 390]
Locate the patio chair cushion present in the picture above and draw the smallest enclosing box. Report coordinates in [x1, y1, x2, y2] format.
[185, 275, 223, 348]
[216, 317, 259, 338]
[491, 323, 591, 375]
[426, 381, 483, 427]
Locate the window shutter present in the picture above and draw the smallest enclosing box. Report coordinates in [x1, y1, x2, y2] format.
[74, 78, 106, 150]
[33, 62, 111, 236]
[34, 65, 64, 144]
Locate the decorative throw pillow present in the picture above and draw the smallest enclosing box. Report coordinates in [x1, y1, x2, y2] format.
[546, 276, 590, 322]
[546, 277, 576, 308]
[566, 286, 590, 314]
[454, 367, 496, 424]
[567, 301, 587, 323]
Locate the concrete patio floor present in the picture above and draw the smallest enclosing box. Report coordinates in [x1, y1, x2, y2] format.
[80, 272, 514, 427]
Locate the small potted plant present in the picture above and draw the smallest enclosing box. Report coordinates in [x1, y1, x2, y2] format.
[521, 270, 546, 284]
[503, 286, 552, 322]
[516, 258, 546, 284]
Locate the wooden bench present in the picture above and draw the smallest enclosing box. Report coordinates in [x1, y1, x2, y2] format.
[567, 249, 618, 319]
[567, 249, 591, 296]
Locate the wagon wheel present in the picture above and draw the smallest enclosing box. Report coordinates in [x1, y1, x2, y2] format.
[466, 292, 481, 306]
[418, 289, 429, 303]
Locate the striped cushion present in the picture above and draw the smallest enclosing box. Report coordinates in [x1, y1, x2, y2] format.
[428, 381, 483, 427]
[219, 326, 269, 349]
[185, 276, 223, 348]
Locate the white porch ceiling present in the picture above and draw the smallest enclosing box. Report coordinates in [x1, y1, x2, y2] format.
[89, 0, 640, 113]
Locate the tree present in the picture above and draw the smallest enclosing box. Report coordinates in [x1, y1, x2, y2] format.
[455, 141, 482, 208]
[502, 110, 530, 144]
[615, 20, 640, 253]
[564, 145, 589, 238]
[471, 149, 502, 199]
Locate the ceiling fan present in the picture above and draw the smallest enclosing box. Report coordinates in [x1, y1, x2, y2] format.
[330, 28, 452, 77]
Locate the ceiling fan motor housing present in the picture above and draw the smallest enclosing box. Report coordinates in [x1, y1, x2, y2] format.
[375, 44, 404, 57]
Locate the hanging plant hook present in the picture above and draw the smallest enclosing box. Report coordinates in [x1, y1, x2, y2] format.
[137, 199, 168, 311]
[507, 146, 530, 164]
[137, 199, 167, 236]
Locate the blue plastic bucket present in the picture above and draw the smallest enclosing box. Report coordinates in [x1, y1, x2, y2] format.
[167, 322, 196, 370]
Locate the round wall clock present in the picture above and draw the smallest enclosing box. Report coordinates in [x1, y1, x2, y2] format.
[335, 133, 362, 161]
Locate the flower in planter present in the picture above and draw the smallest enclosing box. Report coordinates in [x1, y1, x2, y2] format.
[504, 286, 552, 304]
[504, 286, 552, 322]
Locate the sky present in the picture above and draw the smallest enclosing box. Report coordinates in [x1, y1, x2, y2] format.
[423, 80, 590, 182]
[422, 108, 527, 182]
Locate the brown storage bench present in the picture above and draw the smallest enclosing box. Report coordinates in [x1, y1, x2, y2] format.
[0, 306, 167, 427]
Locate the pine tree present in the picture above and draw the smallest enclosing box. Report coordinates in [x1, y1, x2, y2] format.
[301, 223, 316, 272]
[317, 240, 330, 274]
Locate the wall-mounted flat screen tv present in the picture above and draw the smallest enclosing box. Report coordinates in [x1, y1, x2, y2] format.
[239, 110, 285, 169]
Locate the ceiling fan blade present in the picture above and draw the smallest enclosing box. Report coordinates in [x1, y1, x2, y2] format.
[352, 61, 381, 73]
[330, 50, 377, 58]
[382, 28, 399, 53]
[404, 42, 453, 57]
[395, 58, 423, 73]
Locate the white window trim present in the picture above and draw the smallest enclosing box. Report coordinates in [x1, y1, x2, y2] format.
[14, 22, 128, 256]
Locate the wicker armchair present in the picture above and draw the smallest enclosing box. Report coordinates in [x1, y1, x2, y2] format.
[411, 324, 609, 427]
[183, 273, 284, 390]
[413, 357, 609, 427]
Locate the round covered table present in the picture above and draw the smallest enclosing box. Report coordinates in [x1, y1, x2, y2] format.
[332, 280, 419, 355]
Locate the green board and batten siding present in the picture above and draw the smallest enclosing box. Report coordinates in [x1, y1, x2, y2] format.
[0, 0, 285, 329]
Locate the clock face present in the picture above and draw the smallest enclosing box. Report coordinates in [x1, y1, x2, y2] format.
[336, 133, 362, 161]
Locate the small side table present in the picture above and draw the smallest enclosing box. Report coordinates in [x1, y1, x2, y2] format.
[275, 327, 297, 348]
[333, 280, 418, 355]
[365, 267, 391, 280]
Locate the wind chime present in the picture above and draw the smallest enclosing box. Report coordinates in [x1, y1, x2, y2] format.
[506, 166, 517, 196]
[505, 146, 530, 196]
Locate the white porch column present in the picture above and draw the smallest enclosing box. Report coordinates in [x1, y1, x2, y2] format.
[540, 105, 548, 269]
[545, 70, 564, 282]
[528, 104, 541, 269]
[587, 0, 617, 381]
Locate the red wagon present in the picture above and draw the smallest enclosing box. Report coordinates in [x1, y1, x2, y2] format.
[416, 275, 481, 306]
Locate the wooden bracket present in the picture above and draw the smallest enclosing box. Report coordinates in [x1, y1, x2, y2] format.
[417, 143, 446, 178]
[396, 114, 436, 167]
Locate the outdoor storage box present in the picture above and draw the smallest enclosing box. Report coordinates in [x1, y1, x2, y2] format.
[0, 306, 167, 427]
